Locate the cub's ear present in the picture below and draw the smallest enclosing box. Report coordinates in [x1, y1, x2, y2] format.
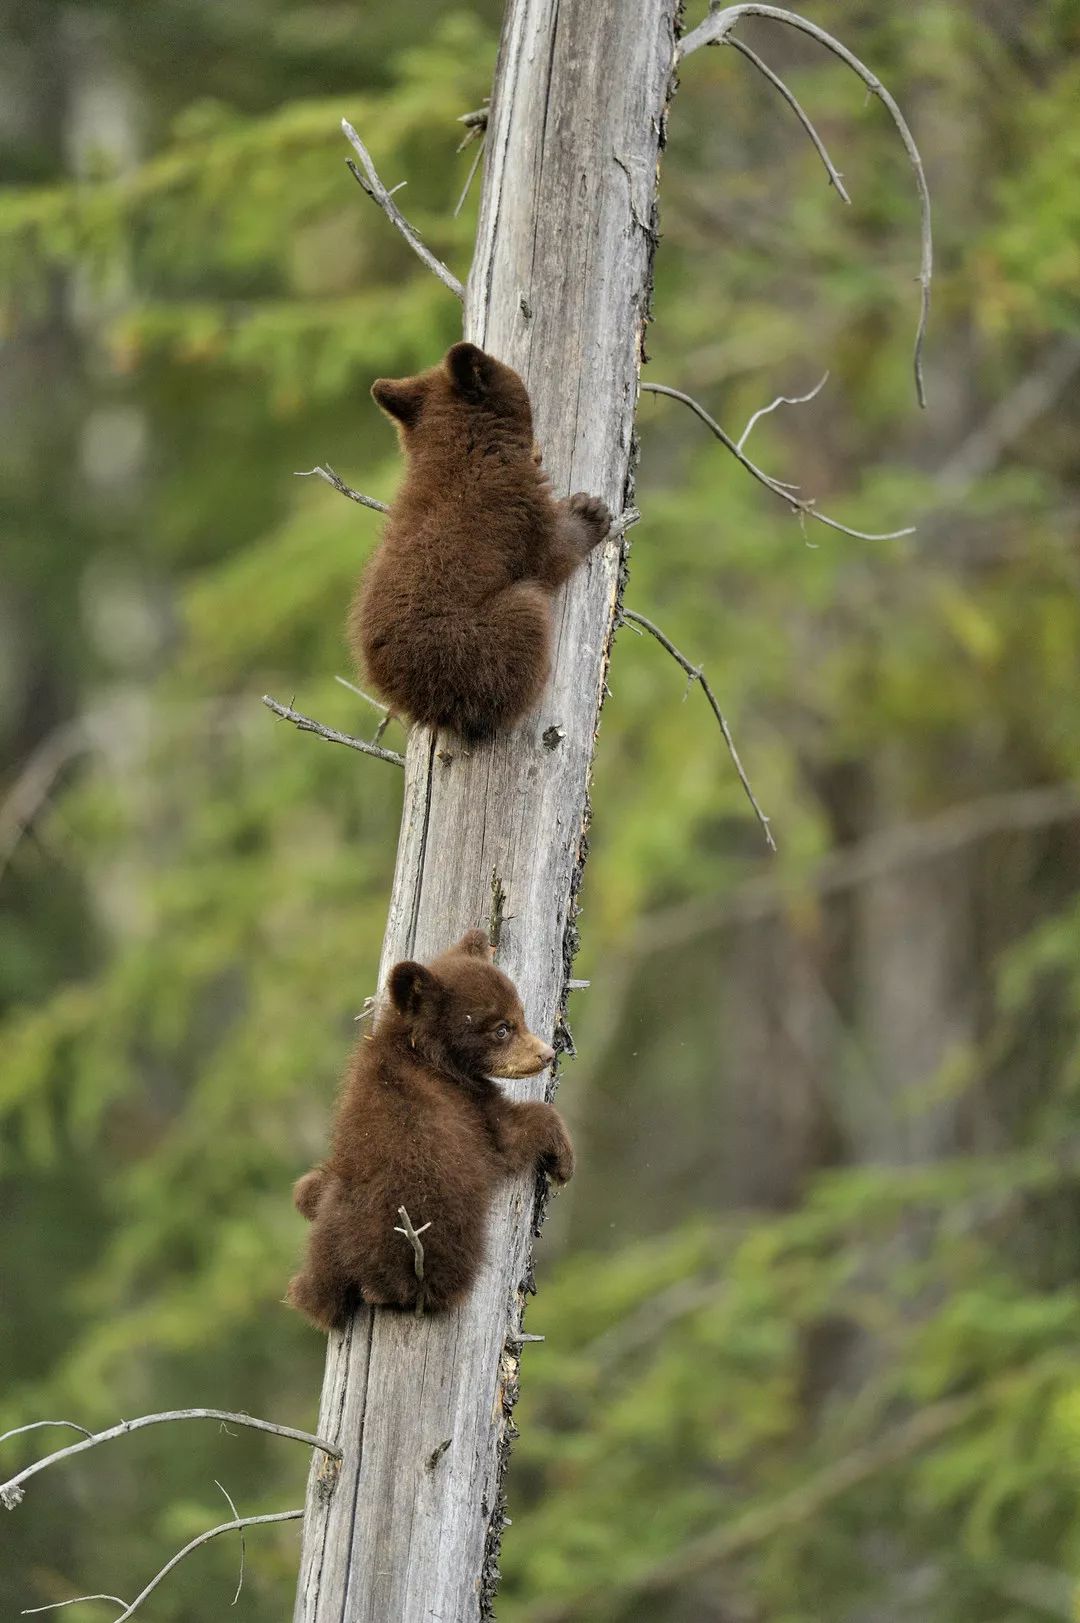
[371, 376, 425, 427]
[388, 960, 439, 1017]
[454, 929, 494, 961]
[445, 341, 494, 401]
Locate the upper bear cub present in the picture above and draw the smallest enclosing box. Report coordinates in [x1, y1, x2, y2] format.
[288, 929, 574, 1328]
[350, 341, 612, 741]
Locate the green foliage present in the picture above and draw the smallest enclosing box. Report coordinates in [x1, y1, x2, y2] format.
[2, 3, 1080, 1620]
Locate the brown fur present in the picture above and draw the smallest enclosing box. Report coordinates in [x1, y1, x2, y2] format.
[287, 930, 574, 1329]
[349, 342, 612, 741]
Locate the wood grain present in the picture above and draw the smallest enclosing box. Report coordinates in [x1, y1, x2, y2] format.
[294, 3, 681, 1617]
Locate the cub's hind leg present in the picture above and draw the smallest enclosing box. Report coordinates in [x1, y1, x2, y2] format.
[286, 1260, 357, 1331]
[446, 580, 553, 739]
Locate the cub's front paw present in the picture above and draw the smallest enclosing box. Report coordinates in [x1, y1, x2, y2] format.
[542, 1117, 575, 1185]
[567, 492, 612, 545]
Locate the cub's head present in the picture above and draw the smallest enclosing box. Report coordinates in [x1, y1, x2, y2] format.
[387, 929, 555, 1081]
[371, 342, 533, 448]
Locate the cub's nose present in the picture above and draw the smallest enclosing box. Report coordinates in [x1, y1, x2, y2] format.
[536, 1041, 556, 1068]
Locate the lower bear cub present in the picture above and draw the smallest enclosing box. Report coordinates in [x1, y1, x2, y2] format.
[288, 930, 573, 1328]
[351, 341, 612, 741]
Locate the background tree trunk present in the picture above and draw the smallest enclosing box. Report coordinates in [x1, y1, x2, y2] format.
[292, 3, 681, 1618]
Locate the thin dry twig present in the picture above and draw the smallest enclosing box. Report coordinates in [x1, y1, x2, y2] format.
[214, 1481, 245, 1607]
[1, 1409, 339, 1512]
[726, 37, 850, 203]
[341, 119, 464, 301]
[453, 136, 486, 218]
[641, 381, 914, 542]
[619, 609, 775, 853]
[334, 676, 396, 747]
[261, 696, 405, 769]
[23, 1598, 129, 1616]
[737, 371, 829, 451]
[334, 675, 388, 715]
[0, 1421, 93, 1449]
[294, 465, 388, 512]
[21, 1510, 305, 1621]
[678, 3, 932, 407]
[395, 1205, 432, 1318]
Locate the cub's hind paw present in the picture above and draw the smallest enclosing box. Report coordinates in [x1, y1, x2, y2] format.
[567, 492, 612, 542]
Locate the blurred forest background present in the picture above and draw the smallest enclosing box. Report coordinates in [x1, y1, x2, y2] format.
[2, 1, 1080, 1619]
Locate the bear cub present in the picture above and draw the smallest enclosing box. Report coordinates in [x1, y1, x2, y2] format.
[288, 929, 574, 1328]
[350, 341, 612, 741]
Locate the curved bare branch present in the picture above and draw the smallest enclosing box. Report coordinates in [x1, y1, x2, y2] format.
[679, 4, 932, 406]
[620, 609, 775, 851]
[341, 119, 465, 300]
[641, 381, 914, 542]
[0, 1421, 93, 1449]
[1, 1409, 339, 1511]
[727, 37, 850, 203]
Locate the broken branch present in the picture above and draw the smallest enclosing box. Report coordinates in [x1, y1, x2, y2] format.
[727, 37, 850, 203]
[395, 1205, 432, 1318]
[262, 696, 405, 768]
[341, 119, 465, 301]
[1, 1409, 339, 1512]
[641, 380, 914, 542]
[678, 3, 932, 406]
[619, 609, 775, 852]
[294, 464, 388, 512]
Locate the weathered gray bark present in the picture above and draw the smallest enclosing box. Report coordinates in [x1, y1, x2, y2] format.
[293, 3, 681, 1619]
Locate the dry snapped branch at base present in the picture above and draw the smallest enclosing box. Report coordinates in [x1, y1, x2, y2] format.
[395, 1205, 432, 1318]
[641, 381, 915, 543]
[22, 1510, 304, 1622]
[341, 118, 465, 301]
[678, 3, 933, 408]
[619, 609, 775, 853]
[261, 695, 405, 768]
[0, 1408, 339, 1511]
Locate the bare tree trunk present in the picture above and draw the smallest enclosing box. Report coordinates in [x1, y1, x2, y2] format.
[293, 3, 680, 1619]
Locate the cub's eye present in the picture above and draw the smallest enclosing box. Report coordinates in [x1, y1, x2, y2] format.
[495, 1023, 511, 1042]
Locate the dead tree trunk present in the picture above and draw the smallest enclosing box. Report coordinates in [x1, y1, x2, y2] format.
[292, 3, 680, 1619]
